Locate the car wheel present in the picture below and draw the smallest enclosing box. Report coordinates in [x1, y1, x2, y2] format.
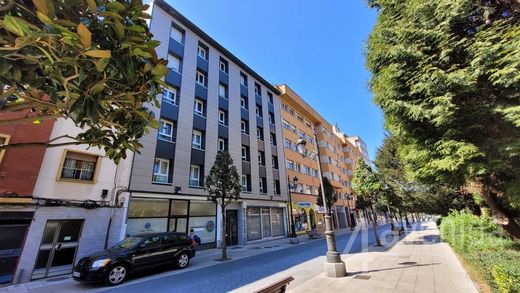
[105, 264, 128, 286]
[176, 252, 190, 269]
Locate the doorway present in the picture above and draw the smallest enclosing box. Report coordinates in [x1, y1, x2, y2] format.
[0, 224, 29, 285]
[32, 220, 83, 280]
[225, 210, 238, 246]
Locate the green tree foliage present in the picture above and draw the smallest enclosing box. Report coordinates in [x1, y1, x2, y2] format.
[316, 176, 337, 214]
[205, 151, 241, 260]
[366, 0, 520, 238]
[0, 0, 167, 162]
[352, 159, 383, 245]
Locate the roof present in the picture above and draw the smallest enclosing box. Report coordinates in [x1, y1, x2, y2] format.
[153, 0, 281, 95]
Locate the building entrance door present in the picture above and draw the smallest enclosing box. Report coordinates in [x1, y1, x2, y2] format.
[225, 210, 238, 246]
[32, 220, 83, 280]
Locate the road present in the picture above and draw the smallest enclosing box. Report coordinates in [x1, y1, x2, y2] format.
[101, 224, 392, 293]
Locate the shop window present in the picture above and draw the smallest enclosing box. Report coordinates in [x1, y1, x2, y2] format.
[246, 207, 261, 241]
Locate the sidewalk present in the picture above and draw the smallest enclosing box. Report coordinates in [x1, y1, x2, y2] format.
[0, 228, 355, 293]
[234, 222, 478, 293]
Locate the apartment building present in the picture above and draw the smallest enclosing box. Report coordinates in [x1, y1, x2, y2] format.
[0, 117, 132, 284]
[277, 84, 365, 232]
[126, 0, 289, 249]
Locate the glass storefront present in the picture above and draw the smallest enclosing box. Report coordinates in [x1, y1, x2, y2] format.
[247, 207, 285, 241]
[127, 197, 216, 244]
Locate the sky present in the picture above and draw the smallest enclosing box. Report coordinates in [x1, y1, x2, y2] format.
[165, 0, 383, 159]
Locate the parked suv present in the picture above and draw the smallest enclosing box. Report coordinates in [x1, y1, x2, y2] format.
[73, 232, 196, 286]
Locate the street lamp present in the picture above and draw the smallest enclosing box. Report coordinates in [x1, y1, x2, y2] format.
[287, 176, 299, 243]
[296, 137, 347, 278]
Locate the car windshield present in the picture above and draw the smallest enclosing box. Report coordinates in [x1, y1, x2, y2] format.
[112, 236, 143, 249]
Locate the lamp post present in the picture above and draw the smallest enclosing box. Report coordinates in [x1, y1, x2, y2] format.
[346, 193, 354, 229]
[287, 176, 299, 244]
[296, 137, 346, 278]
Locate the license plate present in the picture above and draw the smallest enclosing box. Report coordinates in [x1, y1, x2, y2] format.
[72, 271, 81, 277]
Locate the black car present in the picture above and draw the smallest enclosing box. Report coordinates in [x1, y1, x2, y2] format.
[73, 232, 196, 286]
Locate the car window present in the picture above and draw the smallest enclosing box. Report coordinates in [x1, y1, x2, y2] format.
[143, 236, 161, 249]
[162, 234, 180, 245]
[112, 236, 143, 249]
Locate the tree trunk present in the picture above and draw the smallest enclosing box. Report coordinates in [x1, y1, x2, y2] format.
[398, 211, 404, 227]
[370, 203, 382, 246]
[221, 208, 228, 260]
[477, 183, 520, 239]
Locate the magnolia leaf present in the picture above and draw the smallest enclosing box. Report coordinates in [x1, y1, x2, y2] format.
[86, 0, 97, 12]
[3, 16, 33, 36]
[106, 2, 126, 12]
[85, 50, 111, 58]
[152, 64, 168, 76]
[77, 23, 92, 48]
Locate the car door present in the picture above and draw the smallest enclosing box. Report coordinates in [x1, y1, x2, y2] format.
[132, 236, 162, 269]
[161, 234, 180, 262]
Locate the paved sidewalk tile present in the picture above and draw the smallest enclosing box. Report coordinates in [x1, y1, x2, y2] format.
[286, 222, 478, 293]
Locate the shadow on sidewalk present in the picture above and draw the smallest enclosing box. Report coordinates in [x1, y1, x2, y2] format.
[347, 262, 441, 276]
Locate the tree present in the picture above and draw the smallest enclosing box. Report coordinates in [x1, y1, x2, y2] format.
[205, 151, 241, 260]
[0, 0, 167, 162]
[352, 159, 383, 246]
[366, 0, 520, 238]
[317, 176, 337, 215]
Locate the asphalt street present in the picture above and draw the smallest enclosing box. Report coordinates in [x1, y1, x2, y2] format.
[101, 224, 393, 293]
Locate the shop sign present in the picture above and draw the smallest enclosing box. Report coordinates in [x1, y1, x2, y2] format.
[296, 201, 312, 208]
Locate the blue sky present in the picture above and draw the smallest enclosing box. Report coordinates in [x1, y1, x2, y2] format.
[165, 0, 383, 159]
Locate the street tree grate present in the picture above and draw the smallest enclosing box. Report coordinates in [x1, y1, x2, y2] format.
[353, 275, 371, 280]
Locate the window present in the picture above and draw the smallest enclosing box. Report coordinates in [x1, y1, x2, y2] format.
[259, 177, 267, 193]
[158, 119, 175, 142]
[196, 71, 206, 87]
[290, 124, 297, 134]
[295, 163, 301, 173]
[256, 126, 264, 141]
[241, 145, 250, 162]
[60, 151, 99, 181]
[296, 114, 304, 123]
[190, 165, 201, 187]
[241, 175, 248, 191]
[167, 54, 181, 72]
[0, 134, 10, 164]
[281, 103, 288, 111]
[192, 130, 203, 150]
[267, 92, 273, 104]
[219, 84, 227, 99]
[240, 96, 248, 110]
[162, 87, 178, 105]
[283, 120, 290, 129]
[312, 169, 319, 177]
[298, 130, 305, 139]
[241, 120, 249, 134]
[258, 151, 266, 166]
[288, 108, 295, 116]
[153, 158, 170, 184]
[286, 160, 294, 170]
[219, 58, 228, 74]
[197, 44, 207, 60]
[268, 112, 275, 125]
[218, 137, 227, 151]
[194, 98, 205, 116]
[272, 155, 279, 169]
[305, 119, 312, 128]
[218, 109, 228, 126]
[170, 25, 183, 44]
[273, 180, 281, 195]
[303, 165, 311, 175]
[254, 83, 261, 96]
[240, 72, 248, 87]
[284, 139, 292, 149]
[255, 105, 263, 118]
[270, 132, 277, 145]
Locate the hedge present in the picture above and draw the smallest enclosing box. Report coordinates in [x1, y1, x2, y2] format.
[439, 211, 520, 293]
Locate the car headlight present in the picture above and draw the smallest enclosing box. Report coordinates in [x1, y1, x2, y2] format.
[91, 259, 111, 269]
